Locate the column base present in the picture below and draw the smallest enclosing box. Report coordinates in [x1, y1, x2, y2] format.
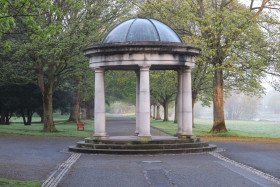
[138, 135, 152, 142]
[174, 132, 182, 137]
[178, 135, 197, 141]
[91, 134, 109, 140]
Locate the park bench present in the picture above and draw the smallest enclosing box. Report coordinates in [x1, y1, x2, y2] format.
[77, 120, 84, 131]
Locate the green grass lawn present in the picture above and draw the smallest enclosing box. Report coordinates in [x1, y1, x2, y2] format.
[0, 114, 94, 137]
[1, 114, 280, 139]
[0, 178, 41, 187]
[150, 118, 280, 138]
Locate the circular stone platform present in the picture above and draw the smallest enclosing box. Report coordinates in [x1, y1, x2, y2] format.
[69, 136, 216, 154]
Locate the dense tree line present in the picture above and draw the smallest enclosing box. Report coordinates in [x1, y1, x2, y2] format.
[0, 83, 72, 125]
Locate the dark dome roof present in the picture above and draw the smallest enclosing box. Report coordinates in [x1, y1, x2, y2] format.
[102, 18, 182, 43]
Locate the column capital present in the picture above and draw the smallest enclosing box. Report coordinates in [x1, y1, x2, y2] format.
[182, 66, 192, 73]
[176, 67, 183, 73]
[95, 67, 105, 73]
[139, 66, 150, 71]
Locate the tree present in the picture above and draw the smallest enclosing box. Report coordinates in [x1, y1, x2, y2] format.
[150, 70, 177, 121]
[224, 92, 261, 120]
[105, 71, 136, 105]
[69, 77, 82, 122]
[0, 83, 17, 124]
[15, 85, 42, 125]
[155, 103, 161, 120]
[138, 0, 280, 132]
[0, 0, 52, 46]
[1, 0, 131, 132]
[267, 93, 280, 113]
[79, 70, 95, 119]
[0, 84, 42, 125]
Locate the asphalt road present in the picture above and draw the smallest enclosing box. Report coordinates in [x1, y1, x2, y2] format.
[213, 140, 280, 179]
[0, 115, 279, 187]
[0, 134, 81, 181]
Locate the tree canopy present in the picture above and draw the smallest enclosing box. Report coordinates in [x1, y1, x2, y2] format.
[138, 0, 280, 132]
[1, 0, 132, 131]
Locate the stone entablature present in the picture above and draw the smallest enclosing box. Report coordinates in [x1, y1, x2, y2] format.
[84, 42, 200, 70]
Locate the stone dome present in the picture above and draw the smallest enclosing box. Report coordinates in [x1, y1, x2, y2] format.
[102, 18, 182, 43]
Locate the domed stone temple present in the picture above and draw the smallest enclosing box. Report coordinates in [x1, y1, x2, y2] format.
[69, 18, 216, 154]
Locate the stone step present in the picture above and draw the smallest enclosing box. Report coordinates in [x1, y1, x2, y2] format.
[84, 137, 200, 144]
[68, 144, 216, 154]
[76, 141, 209, 150]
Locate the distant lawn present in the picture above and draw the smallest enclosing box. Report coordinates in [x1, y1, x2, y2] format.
[2, 113, 279, 139]
[150, 118, 280, 139]
[0, 178, 41, 187]
[0, 114, 94, 137]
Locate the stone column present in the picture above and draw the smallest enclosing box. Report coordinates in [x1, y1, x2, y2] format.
[92, 67, 108, 140]
[181, 67, 195, 138]
[138, 66, 152, 141]
[176, 68, 183, 136]
[135, 70, 140, 136]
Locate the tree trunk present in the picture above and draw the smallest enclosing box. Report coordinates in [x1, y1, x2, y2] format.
[5, 113, 10, 125]
[174, 95, 178, 123]
[153, 104, 156, 119]
[156, 104, 161, 120]
[86, 100, 94, 119]
[211, 67, 228, 133]
[37, 62, 56, 132]
[163, 101, 169, 121]
[0, 111, 6, 124]
[81, 104, 87, 119]
[21, 111, 27, 125]
[26, 109, 33, 125]
[81, 100, 94, 119]
[27, 114, 32, 125]
[192, 98, 195, 128]
[42, 90, 56, 132]
[69, 89, 80, 122]
[150, 104, 152, 118]
[192, 90, 198, 128]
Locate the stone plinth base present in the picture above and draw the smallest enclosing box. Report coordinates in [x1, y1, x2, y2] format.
[178, 135, 198, 142]
[91, 135, 109, 140]
[137, 135, 152, 142]
[69, 136, 216, 154]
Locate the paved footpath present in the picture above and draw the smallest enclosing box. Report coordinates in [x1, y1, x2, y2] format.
[0, 115, 280, 187]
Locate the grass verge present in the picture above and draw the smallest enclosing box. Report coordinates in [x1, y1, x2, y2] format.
[0, 178, 41, 187]
[0, 115, 94, 137]
[150, 118, 280, 139]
